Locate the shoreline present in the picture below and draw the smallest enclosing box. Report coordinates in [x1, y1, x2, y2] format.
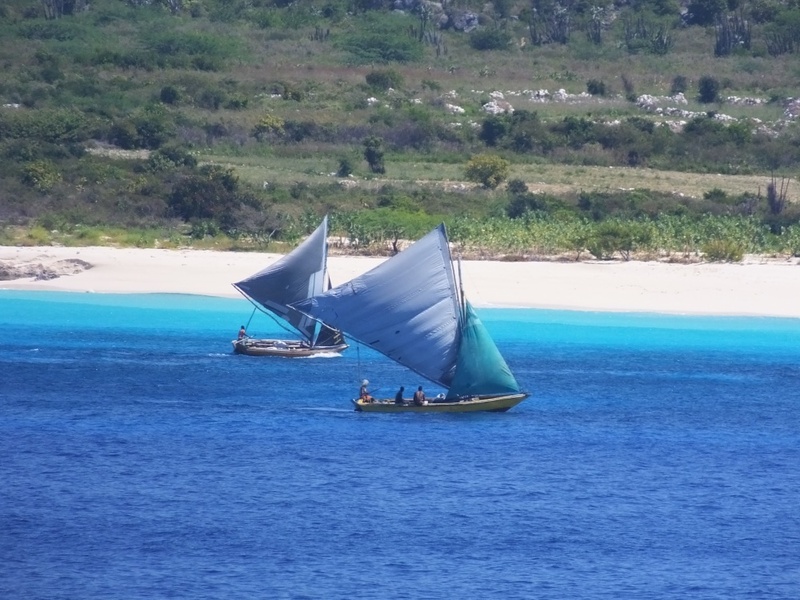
[2, 245, 800, 318]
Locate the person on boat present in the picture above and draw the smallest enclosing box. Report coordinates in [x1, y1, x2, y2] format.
[238, 325, 247, 340]
[394, 386, 405, 405]
[359, 379, 373, 403]
[413, 386, 426, 406]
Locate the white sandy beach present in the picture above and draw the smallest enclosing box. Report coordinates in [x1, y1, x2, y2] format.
[1, 245, 799, 318]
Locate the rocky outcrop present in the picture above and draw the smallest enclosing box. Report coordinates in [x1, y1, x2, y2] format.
[0, 258, 92, 281]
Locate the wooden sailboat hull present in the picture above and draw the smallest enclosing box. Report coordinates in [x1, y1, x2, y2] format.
[352, 392, 529, 413]
[232, 338, 347, 357]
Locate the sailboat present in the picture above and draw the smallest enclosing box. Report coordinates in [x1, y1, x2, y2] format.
[231, 215, 348, 357]
[292, 224, 529, 412]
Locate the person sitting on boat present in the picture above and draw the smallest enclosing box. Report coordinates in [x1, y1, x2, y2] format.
[413, 386, 426, 406]
[238, 325, 247, 340]
[359, 379, 373, 403]
[394, 386, 405, 405]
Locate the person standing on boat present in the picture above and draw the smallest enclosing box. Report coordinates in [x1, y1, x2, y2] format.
[238, 325, 247, 340]
[413, 386, 426, 406]
[359, 379, 373, 402]
[394, 386, 405, 405]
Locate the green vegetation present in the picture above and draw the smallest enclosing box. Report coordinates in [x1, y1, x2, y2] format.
[465, 154, 510, 189]
[1, 0, 799, 262]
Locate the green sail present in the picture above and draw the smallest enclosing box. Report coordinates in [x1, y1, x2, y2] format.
[446, 302, 521, 399]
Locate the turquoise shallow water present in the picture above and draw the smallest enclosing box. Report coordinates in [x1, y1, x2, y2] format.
[2, 290, 799, 599]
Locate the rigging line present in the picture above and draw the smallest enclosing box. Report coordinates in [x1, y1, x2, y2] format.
[244, 306, 257, 332]
[261, 308, 301, 337]
[456, 253, 467, 321]
[237, 287, 302, 339]
[242, 293, 302, 337]
[356, 343, 363, 386]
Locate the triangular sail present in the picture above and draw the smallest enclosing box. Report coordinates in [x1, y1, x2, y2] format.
[233, 216, 331, 344]
[446, 302, 521, 399]
[293, 225, 461, 387]
[314, 322, 344, 347]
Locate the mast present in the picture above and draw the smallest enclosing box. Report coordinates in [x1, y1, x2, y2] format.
[292, 224, 461, 388]
[232, 215, 330, 344]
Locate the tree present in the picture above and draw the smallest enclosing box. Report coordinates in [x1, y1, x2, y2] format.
[479, 115, 511, 147]
[363, 136, 386, 174]
[686, 0, 727, 26]
[698, 75, 720, 103]
[168, 165, 248, 230]
[464, 154, 510, 189]
[252, 114, 285, 142]
[42, 0, 87, 19]
[337, 156, 354, 177]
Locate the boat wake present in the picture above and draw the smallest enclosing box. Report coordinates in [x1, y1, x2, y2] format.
[299, 352, 342, 359]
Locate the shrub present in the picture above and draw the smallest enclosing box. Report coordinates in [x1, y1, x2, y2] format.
[168, 165, 247, 227]
[507, 192, 552, 218]
[586, 221, 651, 260]
[252, 114, 285, 141]
[365, 69, 404, 91]
[0, 108, 94, 143]
[783, 225, 800, 257]
[363, 136, 386, 174]
[469, 28, 512, 51]
[20, 160, 61, 192]
[160, 85, 181, 105]
[686, 0, 726, 26]
[464, 153, 510, 189]
[142, 30, 239, 71]
[109, 120, 139, 149]
[336, 15, 424, 63]
[703, 188, 729, 203]
[147, 146, 197, 172]
[190, 220, 220, 239]
[224, 94, 249, 110]
[479, 115, 511, 147]
[698, 76, 720, 103]
[621, 75, 637, 102]
[670, 75, 688, 95]
[197, 89, 225, 110]
[337, 156, 354, 177]
[702, 238, 744, 262]
[587, 79, 606, 96]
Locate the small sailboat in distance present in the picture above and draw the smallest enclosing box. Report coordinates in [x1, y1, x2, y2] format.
[232, 215, 347, 357]
[292, 224, 529, 412]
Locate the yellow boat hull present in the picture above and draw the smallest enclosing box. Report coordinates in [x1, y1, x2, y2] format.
[353, 392, 529, 413]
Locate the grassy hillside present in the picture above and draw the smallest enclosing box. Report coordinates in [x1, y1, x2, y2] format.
[0, 0, 799, 260]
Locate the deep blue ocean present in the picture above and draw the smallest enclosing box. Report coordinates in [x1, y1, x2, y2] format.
[2, 289, 799, 599]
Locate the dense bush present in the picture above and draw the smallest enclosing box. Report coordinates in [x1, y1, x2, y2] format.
[702, 238, 745, 262]
[464, 153, 509, 189]
[336, 14, 424, 63]
[586, 79, 606, 96]
[469, 28, 512, 51]
[141, 30, 239, 71]
[698, 75, 720, 103]
[363, 136, 386, 174]
[0, 108, 95, 143]
[2, 0, 799, 259]
[168, 165, 262, 233]
[20, 159, 61, 192]
[365, 69, 404, 91]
